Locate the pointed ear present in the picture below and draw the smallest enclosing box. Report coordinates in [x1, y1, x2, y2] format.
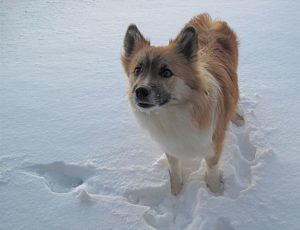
[123, 24, 149, 57]
[175, 26, 198, 61]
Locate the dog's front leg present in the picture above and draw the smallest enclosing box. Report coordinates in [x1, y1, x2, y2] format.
[165, 153, 183, 196]
[205, 156, 224, 194]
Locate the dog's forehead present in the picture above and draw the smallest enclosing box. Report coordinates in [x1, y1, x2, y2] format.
[139, 52, 168, 70]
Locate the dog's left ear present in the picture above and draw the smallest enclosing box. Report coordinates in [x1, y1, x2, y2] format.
[175, 26, 198, 61]
[123, 24, 150, 58]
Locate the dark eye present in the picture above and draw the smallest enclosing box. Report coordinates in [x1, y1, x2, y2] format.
[161, 68, 173, 78]
[134, 66, 142, 76]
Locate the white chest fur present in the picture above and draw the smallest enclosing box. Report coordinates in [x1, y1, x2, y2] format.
[132, 104, 214, 160]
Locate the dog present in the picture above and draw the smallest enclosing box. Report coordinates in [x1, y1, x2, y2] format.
[121, 13, 244, 195]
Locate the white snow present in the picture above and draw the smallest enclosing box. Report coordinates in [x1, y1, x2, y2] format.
[1, 0, 300, 229]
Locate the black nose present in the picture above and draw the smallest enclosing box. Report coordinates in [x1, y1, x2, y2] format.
[135, 86, 150, 100]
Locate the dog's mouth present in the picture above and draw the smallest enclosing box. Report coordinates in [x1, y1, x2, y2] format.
[159, 99, 169, 106]
[137, 103, 155, 108]
[136, 99, 169, 110]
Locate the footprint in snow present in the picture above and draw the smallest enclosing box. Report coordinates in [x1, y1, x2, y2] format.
[25, 161, 95, 193]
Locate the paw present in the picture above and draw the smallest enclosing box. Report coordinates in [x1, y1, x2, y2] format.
[205, 171, 224, 195]
[170, 180, 183, 196]
[232, 113, 245, 127]
[169, 170, 183, 196]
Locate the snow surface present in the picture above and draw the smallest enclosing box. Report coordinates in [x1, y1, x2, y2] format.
[1, 0, 300, 229]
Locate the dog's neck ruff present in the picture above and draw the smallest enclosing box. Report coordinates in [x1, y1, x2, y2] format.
[131, 103, 215, 160]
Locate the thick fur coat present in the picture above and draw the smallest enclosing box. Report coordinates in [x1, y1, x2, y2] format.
[122, 13, 242, 195]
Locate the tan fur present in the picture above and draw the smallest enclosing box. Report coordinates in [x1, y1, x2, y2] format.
[121, 13, 240, 195]
[186, 13, 239, 166]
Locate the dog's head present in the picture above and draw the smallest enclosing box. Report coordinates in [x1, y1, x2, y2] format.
[122, 24, 206, 112]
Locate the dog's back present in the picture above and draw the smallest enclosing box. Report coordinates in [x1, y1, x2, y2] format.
[188, 13, 240, 162]
[188, 13, 238, 72]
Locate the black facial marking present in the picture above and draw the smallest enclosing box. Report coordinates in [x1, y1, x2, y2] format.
[149, 55, 164, 76]
[136, 54, 170, 79]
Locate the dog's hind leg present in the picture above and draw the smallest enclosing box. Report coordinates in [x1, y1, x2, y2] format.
[232, 111, 245, 127]
[165, 153, 183, 196]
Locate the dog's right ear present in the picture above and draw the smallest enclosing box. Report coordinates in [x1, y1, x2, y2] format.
[123, 24, 149, 57]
